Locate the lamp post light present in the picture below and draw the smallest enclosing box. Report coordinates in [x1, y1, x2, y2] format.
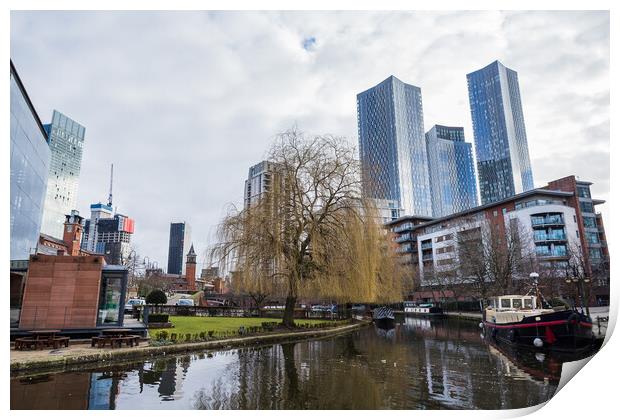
[565, 276, 591, 317]
[582, 277, 591, 317]
[529, 272, 540, 307]
[565, 277, 577, 309]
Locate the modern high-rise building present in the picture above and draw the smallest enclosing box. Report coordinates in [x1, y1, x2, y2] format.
[81, 203, 113, 251]
[244, 160, 282, 208]
[357, 75, 432, 217]
[82, 209, 135, 265]
[10, 61, 51, 261]
[467, 60, 534, 205]
[41, 110, 86, 238]
[425, 125, 478, 217]
[167, 222, 191, 275]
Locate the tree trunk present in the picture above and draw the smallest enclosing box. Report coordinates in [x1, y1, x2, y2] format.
[282, 295, 297, 328]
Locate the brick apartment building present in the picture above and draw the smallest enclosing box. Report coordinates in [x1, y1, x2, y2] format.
[387, 176, 609, 306]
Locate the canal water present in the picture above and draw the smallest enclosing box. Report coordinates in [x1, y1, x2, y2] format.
[11, 317, 593, 410]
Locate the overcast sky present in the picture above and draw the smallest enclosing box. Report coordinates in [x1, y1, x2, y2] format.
[10, 11, 609, 272]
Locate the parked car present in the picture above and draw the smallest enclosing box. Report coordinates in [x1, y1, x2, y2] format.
[176, 298, 195, 306]
[311, 305, 334, 312]
[124, 298, 146, 313]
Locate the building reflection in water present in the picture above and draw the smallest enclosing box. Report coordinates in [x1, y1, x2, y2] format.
[12, 318, 570, 410]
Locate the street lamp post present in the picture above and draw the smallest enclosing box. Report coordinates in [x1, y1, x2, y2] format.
[529, 272, 540, 308]
[565, 276, 591, 317]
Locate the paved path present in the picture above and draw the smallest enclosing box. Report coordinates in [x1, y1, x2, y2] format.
[11, 322, 369, 375]
[588, 306, 609, 339]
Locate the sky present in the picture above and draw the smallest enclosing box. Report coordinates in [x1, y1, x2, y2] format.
[10, 10, 610, 273]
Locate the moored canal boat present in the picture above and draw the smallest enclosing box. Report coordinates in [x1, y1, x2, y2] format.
[372, 306, 395, 329]
[482, 294, 594, 351]
[403, 301, 445, 317]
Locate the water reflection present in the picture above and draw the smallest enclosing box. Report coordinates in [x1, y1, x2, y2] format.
[12, 318, 594, 410]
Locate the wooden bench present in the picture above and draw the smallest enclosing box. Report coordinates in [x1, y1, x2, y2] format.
[51, 336, 70, 349]
[91, 335, 141, 348]
[123, 335, 141, 347]
[91, 336, 112, 348]
[15, 338, 36, 350]
[14, 337, 50, 351]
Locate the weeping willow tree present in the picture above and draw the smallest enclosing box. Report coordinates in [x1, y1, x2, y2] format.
[211, 128, 404, 326]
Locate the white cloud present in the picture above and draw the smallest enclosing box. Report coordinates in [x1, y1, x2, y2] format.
[10, 10, 610, 269]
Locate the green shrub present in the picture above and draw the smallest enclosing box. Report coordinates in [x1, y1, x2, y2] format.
[146, 289, 168, 305]
[148, 314, 169, 323]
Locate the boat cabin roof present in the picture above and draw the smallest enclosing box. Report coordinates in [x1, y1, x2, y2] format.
[490, 295, 537, 310]
[493, 295, 535, 299]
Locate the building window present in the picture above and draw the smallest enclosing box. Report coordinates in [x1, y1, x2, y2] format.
[586, 232, 600, 245]
[583, 216, 597, 229]
[589, 248, 603, 259]
[97, 274, 124, 326]
[577, 186, 591, 198]
[580, 201, 594, 213]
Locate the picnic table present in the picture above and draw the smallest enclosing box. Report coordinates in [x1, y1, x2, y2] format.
[14, 329, 70, 350]
[92, 328, 141, 348]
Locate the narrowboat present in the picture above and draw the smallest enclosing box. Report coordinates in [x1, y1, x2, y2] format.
[482, 294, 594, 351]
[403, 301, 445, 317]
[372, 306, 395, 329]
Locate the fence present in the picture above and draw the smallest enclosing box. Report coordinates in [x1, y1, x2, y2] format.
[142, 305, 351, 321]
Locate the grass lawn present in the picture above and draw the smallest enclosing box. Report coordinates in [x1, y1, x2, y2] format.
[150, 316, 340, 338]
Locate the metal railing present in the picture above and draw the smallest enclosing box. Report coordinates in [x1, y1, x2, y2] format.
[531, 216, 564, 226]
[143, 304, 350, 321]
[533, 233, 566, 241]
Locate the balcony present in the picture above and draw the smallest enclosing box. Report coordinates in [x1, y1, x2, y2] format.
[421, 242, 433, 251]
[536, 250, 567, 258]
[393, 223, 413, 233]
[531, 216, 564, 227]
[395, 234, 413, 243]
[422, 254, 434, 262]
[397, 245, 413, 253]
[533, 233, 566, 242]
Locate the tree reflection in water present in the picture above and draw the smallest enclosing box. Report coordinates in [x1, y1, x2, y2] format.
[12, 318, 581, 410]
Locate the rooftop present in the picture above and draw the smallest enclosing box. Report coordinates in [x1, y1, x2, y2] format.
[386, 188, 573, 229]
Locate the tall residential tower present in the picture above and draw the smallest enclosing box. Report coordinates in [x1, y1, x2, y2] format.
[425, 125, 478, 217]
[244, 160, 282, 208]
[41, 110, 86, 238]
[467, 60, 534, 205]
[357, 76, 432, 217]
[167, 222, 191, 275]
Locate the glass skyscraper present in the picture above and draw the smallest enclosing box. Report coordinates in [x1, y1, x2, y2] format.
[10, 61, 51, 261]
[41, 110, 86, 238]
[467, 60, 534, 205]
[357, 75, 432, 217]
[425, 125, 478, 217]
[167, 222, 191, 275]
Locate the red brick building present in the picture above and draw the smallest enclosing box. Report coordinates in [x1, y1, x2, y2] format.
[387, 176, 609, 306]
[11, 210, 135, 336]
